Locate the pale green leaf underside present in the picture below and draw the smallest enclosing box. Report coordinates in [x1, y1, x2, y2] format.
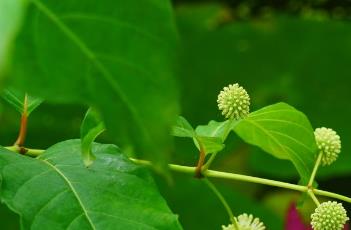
[234, 102, 317, 183]
[10, 0, 179, 169]
[0, 140, 182, 230]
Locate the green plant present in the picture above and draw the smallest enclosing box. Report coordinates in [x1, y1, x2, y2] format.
[0, 82, 350, 229]
[1, 1, 351, 230]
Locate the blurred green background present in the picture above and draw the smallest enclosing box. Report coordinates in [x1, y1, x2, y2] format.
[1, 0, 351, 229]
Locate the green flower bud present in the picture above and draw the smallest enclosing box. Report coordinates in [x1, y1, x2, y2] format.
[217, 83, 250, 120]
[314, 127, 341, 166]
[311, 201, 349, 230]
[222, 213, 266, 230]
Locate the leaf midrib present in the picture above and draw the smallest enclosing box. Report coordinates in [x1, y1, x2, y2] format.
[241, 119, 310, 177]
[41, 159, 97, 230]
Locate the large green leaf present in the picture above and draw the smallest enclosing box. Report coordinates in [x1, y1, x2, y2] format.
[8, 0, 179, 170]
[233, 103, 317, 183]
[0, 140, 182, 230]
[0, 0, 27, 78]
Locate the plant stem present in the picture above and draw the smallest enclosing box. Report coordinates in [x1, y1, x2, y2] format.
[308, 152, 323, 187]
[308, 189, 321, 206]
[130, 158, 351, 203]
[5, 146, 44, 156]
[14, 94, 28, 147]
[202, 152, 217, 171]
[205, 170, 307, 192]
[194, 138, 206, 178]
[203, 178, 239, 230]
[3, 152, 351, 204]
[314, 189, 351, 203]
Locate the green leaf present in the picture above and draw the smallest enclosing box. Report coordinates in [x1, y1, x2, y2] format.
[176, 5, 351, 177]
[0, 140, 183, 230]
[233, 102, 318, 183]
[80, 108, 105, 167]
[191, 120, 236, 155]
[9, 0, 179, 171]
[171, 116, 195, 138]
[172, 116, 224, 154]
[1, 88, 43, 115]
[0, 0, 27, 77]
[195, 120, 237, 142]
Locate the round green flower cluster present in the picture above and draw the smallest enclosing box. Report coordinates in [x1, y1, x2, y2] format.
[311, 201, 349, 230]
[314, 127, 341, 166]
[217, 83, 250, 120]
[222, 213, 265, 230]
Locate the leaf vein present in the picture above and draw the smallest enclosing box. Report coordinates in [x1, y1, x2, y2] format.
[41, 159, 96, 230]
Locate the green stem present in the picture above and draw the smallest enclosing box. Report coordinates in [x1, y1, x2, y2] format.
[308, 152, 323, 187]
[5, 146, 44, 157]
[308, 189, 321, 206]
[205, 170, 307, 192]
[3, 151, 351, 204]
[203, 178, 239, 230]
[130, 158, 351, 203]
[314, 189, 351, 203]
[202, 152, 218, 171]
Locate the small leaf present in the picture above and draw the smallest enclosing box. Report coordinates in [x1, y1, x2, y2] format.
[195, 119, 237, 142]
[0, 140, 183, 230]
[172, 116, 224, 154]
[233, 102, 317, 183]
[1, 88, 43, 115]
[171, 116, 195, 138]
[194, 136, 224, 154]
[80, 108, 105, 166]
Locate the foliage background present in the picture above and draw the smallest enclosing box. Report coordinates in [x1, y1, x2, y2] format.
[1, 0, 351, 229]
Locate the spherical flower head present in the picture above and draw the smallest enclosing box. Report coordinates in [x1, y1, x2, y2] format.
[217, 83, 250, 120]
[222, 213, 266, 230]
[311, 201, 349, 230]
[314, 127, 341, 166]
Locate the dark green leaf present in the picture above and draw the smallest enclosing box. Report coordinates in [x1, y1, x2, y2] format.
[1, 88, 43, 115]
[171, 116, 195, 138]
[80, 108, 105, 166]
[0, 0, 27, 77]
[233, 103, 317, 183]
[9, 0, 179, 171]
[0, 140, 183, 230]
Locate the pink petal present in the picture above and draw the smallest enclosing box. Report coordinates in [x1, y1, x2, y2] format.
[285, 203, 308, 230]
